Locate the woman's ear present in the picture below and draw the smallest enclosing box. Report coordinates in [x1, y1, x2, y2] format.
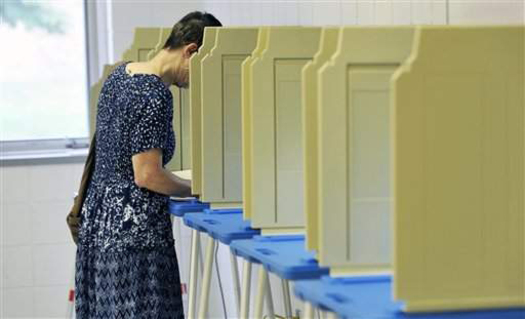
[184, 43, 199, 58]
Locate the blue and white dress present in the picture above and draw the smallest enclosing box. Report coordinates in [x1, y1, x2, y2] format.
[75, 62, 184, 318]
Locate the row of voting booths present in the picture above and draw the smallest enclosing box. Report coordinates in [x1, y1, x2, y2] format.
[90, 25, 524, 318]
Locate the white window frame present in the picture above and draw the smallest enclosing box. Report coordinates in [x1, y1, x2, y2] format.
[0, 0, 113, 161]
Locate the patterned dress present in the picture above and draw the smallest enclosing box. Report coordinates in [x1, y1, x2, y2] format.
[75, 62, 184, 318]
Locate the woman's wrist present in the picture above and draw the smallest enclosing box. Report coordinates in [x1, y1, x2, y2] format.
[181, 179, 192, 197]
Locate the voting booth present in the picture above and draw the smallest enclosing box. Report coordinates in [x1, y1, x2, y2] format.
[186, 27, 261, 318]
[241, 27, 269, 221]
[189, 27, 218, 196]
[301, 27, 340, 251]
[311, 25, 524, 313]
[317, 27, 415, 275]
[248, 27, 322, 234]
[392, 26, 524, 312]
[200, 27, 259, 207]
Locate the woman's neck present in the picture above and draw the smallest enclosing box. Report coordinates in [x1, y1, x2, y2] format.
[126, 49, 182, 87]
[149, 50, 182, 87]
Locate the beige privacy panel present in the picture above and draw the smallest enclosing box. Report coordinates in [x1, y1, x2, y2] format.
[302, 27, 340, 251]
[180, 89, 191, 170]
[168, 87, 191, 171]
[122, 27, 168, 62]
[393, 26, 524, 313]
[242, 27, 269, 219]
[200, 27, 259, 205]
[317, 27, 415, 273]
[250, 27, 321, 232]
[190, 27, 219, 196]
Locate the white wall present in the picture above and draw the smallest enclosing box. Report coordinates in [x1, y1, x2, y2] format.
[1, 161, 84, 318]
[109, 0, 524, 62]
[1, 0, 523, 318]
[110, 0, 207, 62]
[449, 0, 525, 24]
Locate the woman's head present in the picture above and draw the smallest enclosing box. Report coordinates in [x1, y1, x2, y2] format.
[163, 11, 222, 50]
[162, 11, 222, 88]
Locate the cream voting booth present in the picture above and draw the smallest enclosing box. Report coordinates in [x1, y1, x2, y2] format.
[392, 26, 524, 312]
[301, 27, 340, 252]
[187, 27, 261, 318]
[249, 27, 322, 234]
[241, 27, 269, 221]
[189, 27, 218, 196]
[317, 27, 415, 274]
[309, 25, 524, 313]
[200, 27, 259, 207]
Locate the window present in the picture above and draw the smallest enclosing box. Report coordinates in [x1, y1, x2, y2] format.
[0, 0, 89, 145]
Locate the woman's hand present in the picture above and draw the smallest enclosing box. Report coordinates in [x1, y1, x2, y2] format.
[131, 148, 192, 197]
[176, 177, 192, 198]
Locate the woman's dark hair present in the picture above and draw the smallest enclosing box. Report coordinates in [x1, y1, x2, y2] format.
[163, 11, 222, 50]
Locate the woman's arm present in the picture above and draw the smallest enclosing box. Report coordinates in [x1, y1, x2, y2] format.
[132, 148, 192, 197]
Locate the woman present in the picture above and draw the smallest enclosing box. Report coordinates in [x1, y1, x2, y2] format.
[75, 12, 221, 318]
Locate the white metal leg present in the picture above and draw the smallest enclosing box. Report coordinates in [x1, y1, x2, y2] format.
[265, 271, 275, 319]
[281, 279, 293, 318]
[240, 260, 252, 319]
[197, 237, 216, 318]
[188, 229, 201, 319]
[304, 301, 315, 319]
[198, 231, 204, 277]
[230, 249, 241, 317]
[254, 266, 268, 318]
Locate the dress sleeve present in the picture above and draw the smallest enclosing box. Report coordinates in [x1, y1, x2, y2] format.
[130, 94, 170, 156]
